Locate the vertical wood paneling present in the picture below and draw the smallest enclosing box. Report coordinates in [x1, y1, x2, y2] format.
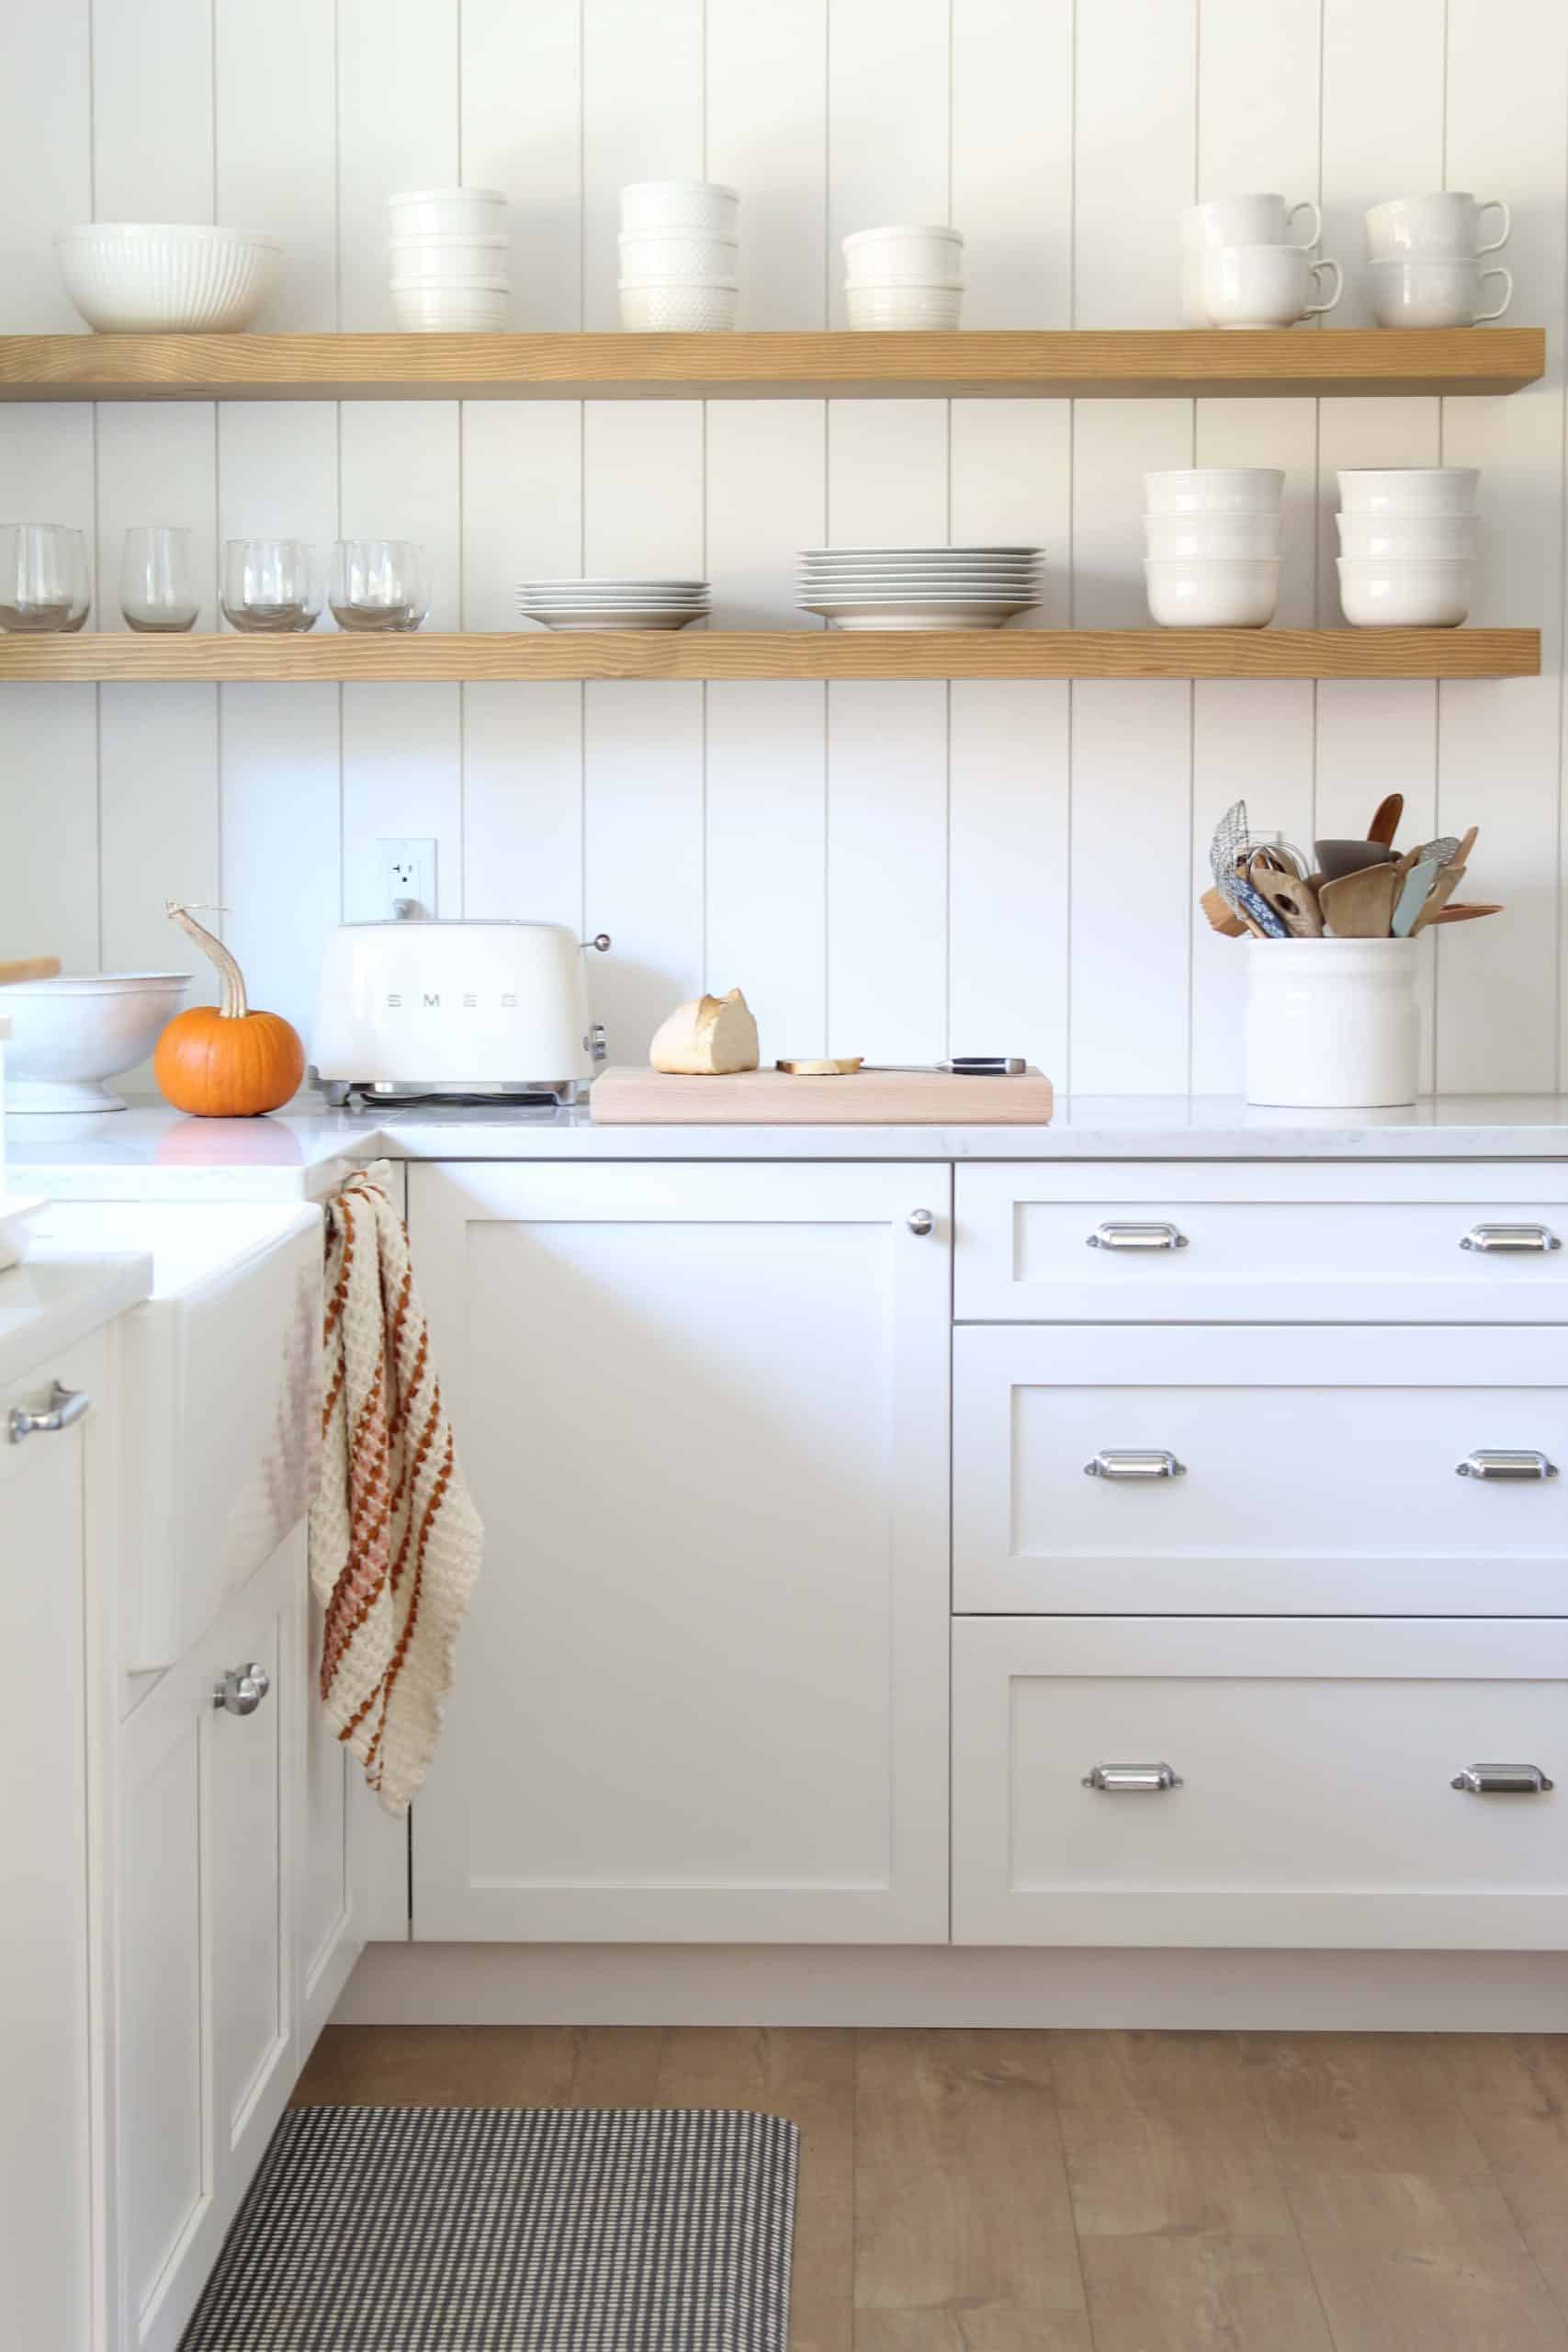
[461, 681, 583, 928]
[581, 0, 703, 334]
[0, 689, 99, 970]
[463, 403, 583, 631]
[460, 0, 582, 332]
[825, 0, 949, 330]
[6, 6, 93, 329]
[99, 684, 220, 1001]
[336, 0, 458, 334]
[706, 0, 828, 333]
[220, 684, 341, 1052]
[91, 0, 212, 221]
[342, 686, 462, 922]
[215, 0, 338, 331]
[949, 683, 1070, 1077]
[1440, 0, 1567, 1092]
[827, 683, 949, 1060]
[583, 684, 705, 1058]
[706, 682, 827, 1055]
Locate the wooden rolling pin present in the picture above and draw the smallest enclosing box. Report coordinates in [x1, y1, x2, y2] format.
[0, 956, 62, 986]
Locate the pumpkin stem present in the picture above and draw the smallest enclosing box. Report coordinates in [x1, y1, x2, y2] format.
[165, 900, 248, 1020]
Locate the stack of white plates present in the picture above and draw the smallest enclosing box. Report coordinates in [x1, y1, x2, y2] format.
[514, 579, 710, 632]
[797, 545, 1042, 631]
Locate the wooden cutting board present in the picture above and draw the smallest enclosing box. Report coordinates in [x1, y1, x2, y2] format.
[590, 1063, 1055, 1124]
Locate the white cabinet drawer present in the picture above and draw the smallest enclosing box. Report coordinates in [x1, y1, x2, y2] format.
[954, 1325, 1568, 1615]
[955, 1162, 1568, 1321]
[953, 1617, 1568, 1949]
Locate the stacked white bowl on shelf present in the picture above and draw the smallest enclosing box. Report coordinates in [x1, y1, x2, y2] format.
[1336, 469, 1479, 626]
[1144, 469, 1283, 627]
[842, 226, 964, 329]
[515, 578, 710, 632]
[797, 545, 1041, 631]
[619, 181, 739, 331]
[389, 187, 510, 332]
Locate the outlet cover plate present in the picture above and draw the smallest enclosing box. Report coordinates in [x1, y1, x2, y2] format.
[377, 836, 437, 920]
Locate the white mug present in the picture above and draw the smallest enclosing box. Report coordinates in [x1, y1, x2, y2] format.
[1365, 192, 1509, 260]
[1181, 195, 1320, 324]
[1201, 243, 1342, 329]
[1371, 255, 1512, 328]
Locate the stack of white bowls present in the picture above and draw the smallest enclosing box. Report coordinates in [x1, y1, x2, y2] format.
[618, 181, 739, 331]
[1337, 469, 1479, 626]
[389, 187, 510, 332]
[843, 226, 964, 329]
[1144, 469, 1283, 627]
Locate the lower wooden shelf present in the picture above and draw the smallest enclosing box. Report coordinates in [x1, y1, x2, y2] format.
[0, 628, 1539, 682]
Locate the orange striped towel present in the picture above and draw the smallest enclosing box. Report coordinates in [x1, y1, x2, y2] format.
[310, 1162, 483, 1814]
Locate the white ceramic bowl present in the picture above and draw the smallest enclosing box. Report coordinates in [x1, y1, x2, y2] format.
[618, 231, 739, 280]
[388, 187, 505, 236]
[1144, 557, 1281, 628]
[618, 282, 739, 331]
[1336, 513, 1480, 560]
[1144, 512, 1283, 560]
[55, 224, 280, 334]
[621, 179, 739, 235]
[1337, 555, 1473, 627]
[389, 232, 509, 280]
[843, 224, 964, 282]
[1145, 467, 1285, 516]
[846, 284, 964, 330]
[2, 974, 191, 1112]
[1337, 467, 1479, 517]
[391, 282, 511, 331]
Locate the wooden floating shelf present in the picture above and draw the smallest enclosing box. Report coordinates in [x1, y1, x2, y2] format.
[0, 327, 1545, 403]
[0, 629, 1539, 683]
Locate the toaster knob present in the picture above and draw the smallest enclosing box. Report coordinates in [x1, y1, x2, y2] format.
[585, 1023, 608, 1063]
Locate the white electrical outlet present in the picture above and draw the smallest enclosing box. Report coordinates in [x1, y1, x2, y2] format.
[377, 836, 437, 920]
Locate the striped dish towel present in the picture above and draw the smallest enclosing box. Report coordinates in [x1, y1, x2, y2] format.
[310, 1161, 483, 1814]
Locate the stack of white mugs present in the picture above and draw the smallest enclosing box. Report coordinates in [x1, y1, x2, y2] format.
[1336, 468, 1479, 627]
[1144, 468, 1284, 628]
[618, 181, 739, 332]
[1366, 194, 1512, 328]
[389, 187, 510, 332]
[1180, 195, 1341, 329]
[842, 225, 964, 329]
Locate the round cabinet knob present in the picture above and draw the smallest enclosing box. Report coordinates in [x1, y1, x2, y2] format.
[213, 1663, 272, 1717]
[907, 1208, 935, 1236]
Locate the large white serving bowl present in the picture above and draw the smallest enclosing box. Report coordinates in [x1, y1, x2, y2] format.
[2, 974, 191, 1112]
[1144, 557, 1281, 627]
[55, 224, 280, 333]
[1337, 555, 1473, 627]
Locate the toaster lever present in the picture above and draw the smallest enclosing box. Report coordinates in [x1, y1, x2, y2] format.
[582, 933, 613, 953]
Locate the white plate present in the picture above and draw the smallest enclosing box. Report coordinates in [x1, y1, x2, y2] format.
[798, 573, 1038, 590]
[800, 544, 1040, 558]
[799, 598, 1029, 628]
[525, 612, 707, 631]
[517, 596, 710, 608]
[518, 578, 709, 592]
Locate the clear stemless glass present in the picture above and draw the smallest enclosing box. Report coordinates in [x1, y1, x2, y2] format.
[220, 537, 321, 633]
[330, 538, 427, 631]
[119, 526, 199, 632]
[0, 524, 90, 632]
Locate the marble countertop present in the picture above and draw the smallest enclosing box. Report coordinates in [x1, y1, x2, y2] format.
[7, 1091, 1568, 1200]
[0, 1250, 152, 1389]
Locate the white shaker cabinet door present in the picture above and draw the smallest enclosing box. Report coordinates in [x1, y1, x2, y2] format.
[408, 1162, 952, 1943]
[0, 1338, 101, 2352]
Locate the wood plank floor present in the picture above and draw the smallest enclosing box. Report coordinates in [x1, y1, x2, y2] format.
[294, 2028, 1568, 2351]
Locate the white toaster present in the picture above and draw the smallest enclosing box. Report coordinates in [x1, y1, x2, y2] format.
[312, 919, 606, 1104]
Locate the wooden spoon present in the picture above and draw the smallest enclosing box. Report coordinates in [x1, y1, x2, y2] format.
[0, 956, 62, 986]
[1319, 862, 1401, 938]
[1427, 901, 1501, 925]
[1368, 792, 1404, 850]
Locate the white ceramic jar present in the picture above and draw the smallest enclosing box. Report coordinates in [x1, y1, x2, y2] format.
[1245, 937, 1420, 1108]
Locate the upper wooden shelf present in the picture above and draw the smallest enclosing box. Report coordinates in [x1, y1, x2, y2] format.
[0, 328, 1545, 402]
[0, 629, 1538, 682]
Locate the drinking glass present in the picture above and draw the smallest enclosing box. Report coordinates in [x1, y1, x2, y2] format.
[330, 539, 427, 632]
[119, 526, 199, 631]
[220, 538, 321, 632]
[0, 524, 90, 632]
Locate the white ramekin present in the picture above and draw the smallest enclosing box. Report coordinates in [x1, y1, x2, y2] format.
[1336, 468, 1479, 516]
[389, 233, 510, 281]
[620, 180, 739, 235]
[618, 282, 739, 331]
[843, 224, 964, 283]
[1144, 557, 1281, 628]
[1144, 512, 1283, 560]
[391, 282, 511, 331]
[1336, 513, 1480, 560]
[616, 232, 739, 281]
[55, 223, 281, 333]
[388, 188, 506, 236]
[1337, 555, 1473, 626]
[1144, 467, 1285, 516]
[846, 284, 964, 330]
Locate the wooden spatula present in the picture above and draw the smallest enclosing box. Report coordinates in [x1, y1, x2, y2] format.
[0, 956, 62, 986]
[1319, 863, 1401, 937]
[1427, 900, 1501, 925]
[1200, 885, 1248, 938]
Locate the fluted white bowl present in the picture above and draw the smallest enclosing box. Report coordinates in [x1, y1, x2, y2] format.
[55, 224, 280, 333]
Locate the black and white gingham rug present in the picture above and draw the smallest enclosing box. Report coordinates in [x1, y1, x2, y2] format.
[180, 2105, 797, 2350]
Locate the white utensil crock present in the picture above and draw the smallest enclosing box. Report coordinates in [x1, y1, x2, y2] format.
[1245, 937, 1419, 1108]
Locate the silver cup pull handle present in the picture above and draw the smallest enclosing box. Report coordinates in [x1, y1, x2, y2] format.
[1087, 1222, 1189, 1251]
[7, 1380, 91, 1444]
[1461, 1224, 1561, 1253]
[1083, 1762, 1183, 1793]
[213, 1663, 272, 1717]
[1457, 1451, 1558, 1481]
[1085, 1450, 1185, 1481]
[1451, 1763, 1554, 1794]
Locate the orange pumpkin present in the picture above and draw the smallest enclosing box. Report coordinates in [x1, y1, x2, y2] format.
[154, 902, 305, 1117]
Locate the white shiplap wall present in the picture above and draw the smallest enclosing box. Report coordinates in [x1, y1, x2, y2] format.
[1, 0, 1563, 1091]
